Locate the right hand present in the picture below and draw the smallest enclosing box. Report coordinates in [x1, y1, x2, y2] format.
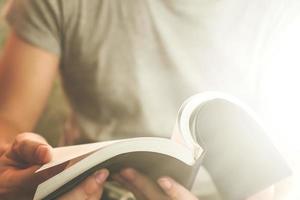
[58, 169, 109, 200]
[0, 132, 109, 200]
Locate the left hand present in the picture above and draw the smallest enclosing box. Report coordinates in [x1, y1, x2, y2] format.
[0, 133, 55, 200]
[113, 168, 198, 200]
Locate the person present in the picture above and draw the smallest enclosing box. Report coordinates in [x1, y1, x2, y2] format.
[0, 132, 196, 200]
[0, 0, 293, 199]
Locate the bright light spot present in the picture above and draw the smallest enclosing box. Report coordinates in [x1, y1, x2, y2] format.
[258, 7, 300, 200]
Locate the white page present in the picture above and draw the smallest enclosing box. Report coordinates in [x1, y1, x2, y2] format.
[34, 138, 194, 200]
[36, 140, 122, 172]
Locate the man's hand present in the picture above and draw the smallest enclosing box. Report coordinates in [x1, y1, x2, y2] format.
[58, 169, 109, 200]
[114, 168, 198, 200]
[0, 132, 110, 200]
[0, 132, 54, 199]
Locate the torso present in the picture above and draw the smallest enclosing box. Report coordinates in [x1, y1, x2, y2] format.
[59, 0, 277, 141]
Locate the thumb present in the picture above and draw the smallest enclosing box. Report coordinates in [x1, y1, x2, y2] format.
[11, 133, 53, 165]
[58, 169, 109, 200]
[157, 177, 198, 200]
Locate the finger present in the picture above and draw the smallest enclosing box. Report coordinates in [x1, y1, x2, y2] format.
[120, 168, 167, 200]
[58, 169, 109, 200]
[157, 177, 198, 200]
[8, 165, 41, 187]
[3, 163, 69, 198]
[112, 174, 145, 200]
[0, 165, 57, 200]
[0, 165, 42, 199]
[11, 132, 52, 165]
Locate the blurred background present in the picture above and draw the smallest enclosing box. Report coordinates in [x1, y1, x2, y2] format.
[0, 0, 299, 199]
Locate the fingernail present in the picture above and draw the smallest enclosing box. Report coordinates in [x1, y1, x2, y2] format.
[36, 145, 49, 162]
[158, 178, 172, 190]
[94, 169, 109, 184]
[120, 168, 136, 181]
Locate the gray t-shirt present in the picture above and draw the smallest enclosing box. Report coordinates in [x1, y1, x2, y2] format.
[7, 0, 291, 199]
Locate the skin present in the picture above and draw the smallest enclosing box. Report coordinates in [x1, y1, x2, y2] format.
[0, 32, 274, 199]
[113, 168, 199, 200]
[0, 132, 109, 200]
[115, 168, 274, 200]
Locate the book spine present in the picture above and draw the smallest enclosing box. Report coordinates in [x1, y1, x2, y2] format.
[185, 151, 206, 189]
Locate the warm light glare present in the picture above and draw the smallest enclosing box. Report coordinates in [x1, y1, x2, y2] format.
[258, 10, 300, 200]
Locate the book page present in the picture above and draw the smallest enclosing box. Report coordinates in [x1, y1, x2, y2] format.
[34, 138, 195, 200]
[172, 92, 253, 160]
[36, 140, 121, 172]
[171, 93, 210, 159]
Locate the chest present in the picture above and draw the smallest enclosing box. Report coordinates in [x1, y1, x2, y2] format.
[58, 0, 273, 123]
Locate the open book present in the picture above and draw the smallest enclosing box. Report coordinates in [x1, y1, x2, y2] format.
[33, 92, 275, 200]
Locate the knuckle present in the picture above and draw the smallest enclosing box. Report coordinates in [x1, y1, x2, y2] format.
[14, 133, 31, 147]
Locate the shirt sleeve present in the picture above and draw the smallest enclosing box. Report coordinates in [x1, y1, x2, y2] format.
[6, 0, 62, 55]
[196, 100, 292, 200]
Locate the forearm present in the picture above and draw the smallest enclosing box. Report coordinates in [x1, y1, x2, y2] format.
[0, 32, 59, 148]
[0, 116, 22, 146]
